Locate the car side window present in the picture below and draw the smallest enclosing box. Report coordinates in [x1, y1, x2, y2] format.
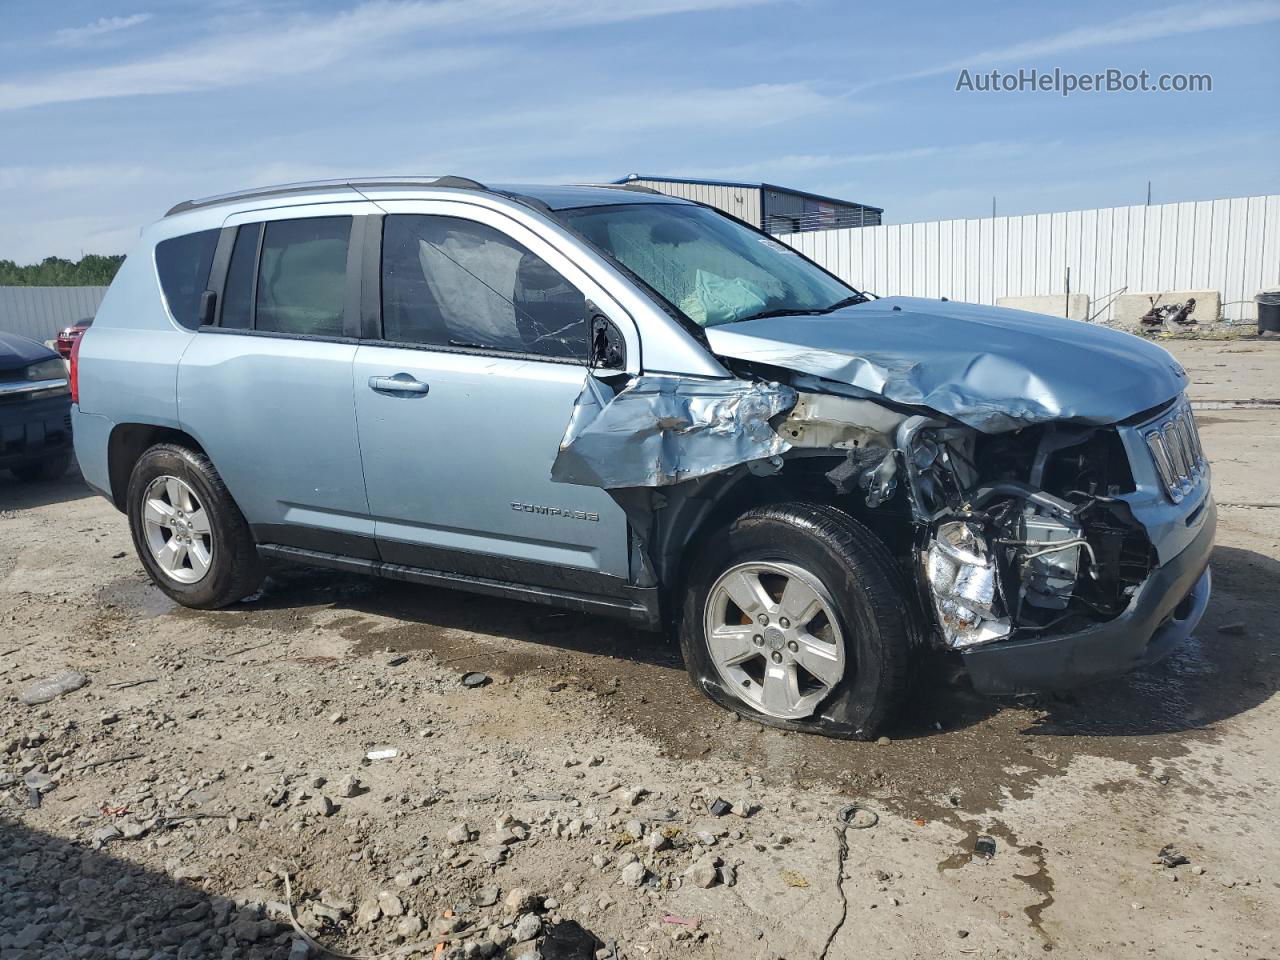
[216, 217, 351, 334]
[381, 214, 588, 360]
[256, 217, 351, 337]
[219, 224, 258, 330]
[155, 229, 219, 329]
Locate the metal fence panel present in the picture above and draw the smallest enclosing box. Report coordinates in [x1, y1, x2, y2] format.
[785, 194, 1280, 322]
[0, 286, 108, 343]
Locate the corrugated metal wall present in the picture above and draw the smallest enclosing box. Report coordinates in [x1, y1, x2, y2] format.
[624, 179, 763, 228]
[785, 195, 1280, 322]
[0, 286, 108, 343]
[762, 189, 881, 233]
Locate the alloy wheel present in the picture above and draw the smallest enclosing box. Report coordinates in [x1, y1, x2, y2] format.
[141, 475, 214, 584]
[703, 560, 846, 719]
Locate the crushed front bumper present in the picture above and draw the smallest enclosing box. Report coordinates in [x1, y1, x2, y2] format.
[962, 495, 1216, 695]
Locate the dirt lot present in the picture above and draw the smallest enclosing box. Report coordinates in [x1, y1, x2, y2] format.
[2, 339, 1279, 960]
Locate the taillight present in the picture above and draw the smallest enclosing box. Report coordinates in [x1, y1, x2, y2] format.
[69, 331, 83, 404]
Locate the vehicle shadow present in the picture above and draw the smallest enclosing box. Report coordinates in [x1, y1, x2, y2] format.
[0, 814, 286, 957]
[0, 464, 94, 512]
[1021, 543, 1280, 739]
[232, 542, 1276, 741]
[246, 562, 684, 673]
[0, 815, 604, 958]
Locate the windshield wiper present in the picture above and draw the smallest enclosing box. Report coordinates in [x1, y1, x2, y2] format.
[817, 293, 871, 313]
[731, 307, 826, 324]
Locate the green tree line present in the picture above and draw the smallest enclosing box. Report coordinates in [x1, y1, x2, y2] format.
[0, 254, 125, 286]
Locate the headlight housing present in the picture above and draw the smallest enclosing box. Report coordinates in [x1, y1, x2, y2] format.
[924, 520, 1012, 649]
[25, 358, 67, 382]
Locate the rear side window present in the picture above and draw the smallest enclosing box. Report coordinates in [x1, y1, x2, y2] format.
[217, 217, 351, 336]
[155, 229, 219, 329]
[381, 214, 588, 360]
[219, 224, 258, 329]
[256, 217, 351, 337]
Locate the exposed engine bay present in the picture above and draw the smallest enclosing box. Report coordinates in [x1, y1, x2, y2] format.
[553, 355, 1204, 655]
[778, 391, 1172, 651]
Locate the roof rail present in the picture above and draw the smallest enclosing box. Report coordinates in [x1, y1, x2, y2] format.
[164, 175, 489, 217]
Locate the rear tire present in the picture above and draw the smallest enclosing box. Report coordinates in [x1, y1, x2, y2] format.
[11, 453, 70, 482]
[126, 443, 263, 609]
[679, 502, 918, 739]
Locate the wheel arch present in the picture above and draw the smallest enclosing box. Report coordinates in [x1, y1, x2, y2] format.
[644, 457, 916, 621]
[106, 423, 206, 512]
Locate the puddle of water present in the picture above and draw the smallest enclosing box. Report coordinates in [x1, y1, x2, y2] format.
[96, 578, 177, 619]
[1017, 843, 1056, 946]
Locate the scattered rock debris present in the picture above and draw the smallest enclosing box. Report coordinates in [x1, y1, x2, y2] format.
[1156, 844, 1191, 868]
[3, 410, 1279, 960]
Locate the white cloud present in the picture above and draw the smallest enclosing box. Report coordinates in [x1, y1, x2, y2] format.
[675, 140, 1048, 183]
[482, 83, 848, 139]
[54, 13, 153, 46]
[3, 0, 775, 112]
[0, 163, 154, 193]
[853, 0, 1280, 90]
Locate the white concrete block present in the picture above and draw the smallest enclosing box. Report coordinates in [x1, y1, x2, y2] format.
[995, 294, 1090, 321]
[1113, 290, 1221, 330]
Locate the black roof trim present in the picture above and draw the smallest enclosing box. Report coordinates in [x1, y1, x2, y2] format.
[164, 176, 490, 217]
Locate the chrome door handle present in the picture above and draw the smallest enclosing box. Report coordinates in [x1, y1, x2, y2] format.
[369, 374, 429, 395]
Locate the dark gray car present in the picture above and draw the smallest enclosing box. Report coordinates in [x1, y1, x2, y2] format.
[0, 332, 72, 482]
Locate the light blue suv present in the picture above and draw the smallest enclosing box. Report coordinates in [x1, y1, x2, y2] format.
[73, 177, 1214, 738]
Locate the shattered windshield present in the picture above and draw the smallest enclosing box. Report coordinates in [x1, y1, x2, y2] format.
[556, 203, 861, 328]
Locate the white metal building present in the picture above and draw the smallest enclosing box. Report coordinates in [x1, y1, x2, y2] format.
[784, 194, 1280, 323]
[612, 174, 882, 234]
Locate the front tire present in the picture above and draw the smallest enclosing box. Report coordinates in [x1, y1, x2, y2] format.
[126, 443, 263, 609]
[679, 502, 918, 739]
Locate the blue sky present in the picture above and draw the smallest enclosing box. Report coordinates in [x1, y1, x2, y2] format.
[2, 0, 1278, 263]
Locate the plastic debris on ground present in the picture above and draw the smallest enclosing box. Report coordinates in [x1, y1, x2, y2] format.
[20, 669, 88, 705]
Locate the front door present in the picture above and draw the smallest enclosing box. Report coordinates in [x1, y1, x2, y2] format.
[353, 206, 632, 587]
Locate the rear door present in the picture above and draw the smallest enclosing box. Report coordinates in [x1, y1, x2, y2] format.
[352, 201, 636, 588]
[177, 203, 376, 556]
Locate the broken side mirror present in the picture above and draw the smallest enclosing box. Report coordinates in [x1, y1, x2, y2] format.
[590, 313, 626, 370]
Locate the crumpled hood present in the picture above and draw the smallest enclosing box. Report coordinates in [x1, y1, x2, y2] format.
[705, 296, 1188, 432]
[0, 331, 57, 374]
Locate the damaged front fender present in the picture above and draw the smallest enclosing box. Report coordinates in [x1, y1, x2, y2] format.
[551, 374, 797, 489]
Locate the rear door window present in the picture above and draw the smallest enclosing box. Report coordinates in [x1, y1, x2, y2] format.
[215, 217, 351, 335]
[255, 217, 351, 337]
[381, 214, 588, 360]
[155, 229, 219, 329]
[218, 224, 259, 330]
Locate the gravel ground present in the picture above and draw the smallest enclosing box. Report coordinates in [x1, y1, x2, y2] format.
[2, 339, 1279, 960]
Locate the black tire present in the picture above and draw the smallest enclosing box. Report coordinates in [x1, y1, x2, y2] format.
[679, 502, 920, 739]
[126, 443, 264, 609]
[11, 452, 70, 483]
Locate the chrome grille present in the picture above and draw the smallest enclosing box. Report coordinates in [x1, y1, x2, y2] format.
[1144, 402, 1207, 503]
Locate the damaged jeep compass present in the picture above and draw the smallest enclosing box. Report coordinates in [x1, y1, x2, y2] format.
[73, 177, 1214, 738]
